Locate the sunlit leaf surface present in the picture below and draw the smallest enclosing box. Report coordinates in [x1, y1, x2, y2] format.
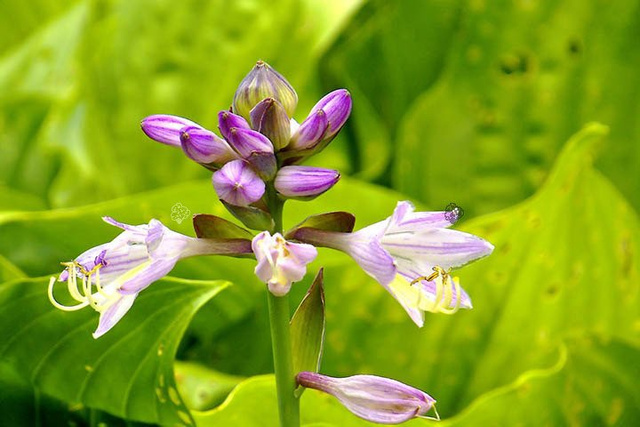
[0, 276, 228, 424]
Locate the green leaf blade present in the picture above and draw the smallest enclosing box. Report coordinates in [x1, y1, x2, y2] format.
[0, 276, 229, 425]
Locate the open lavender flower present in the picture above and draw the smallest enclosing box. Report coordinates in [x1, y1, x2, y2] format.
[252, 231, 317, 296]
[297, 372, 437, 424]
[48, 217, 252, 338]
[288, 201, 494, 326]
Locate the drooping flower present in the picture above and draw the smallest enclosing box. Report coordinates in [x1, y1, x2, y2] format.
[288, 201, 494, 326]
[297, 372, 438, 424]
[48, 217, 252, 338]
[252, 231, 317, 296]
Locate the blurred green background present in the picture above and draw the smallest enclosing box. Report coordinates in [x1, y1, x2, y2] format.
[0, 0, 638, 425]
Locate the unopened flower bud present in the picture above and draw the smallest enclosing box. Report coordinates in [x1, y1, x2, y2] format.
[309, 89, 352, 140]
[297, 372, 437, 424]
[141, 115, 199, 147]
[250, 98, 291, 150]
[180, 126, 238, 166]
[212, 160, 265, 207]
[288, 109, 328, 151]
[233, 60, 298, 119]
[227, 127, 277, 179]
[218, 110, 251, 141]
[274, 166, 339, 200]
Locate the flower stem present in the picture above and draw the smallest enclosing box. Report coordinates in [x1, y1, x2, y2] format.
[268, 292, 300, 427]
[267, 192, 300, 427]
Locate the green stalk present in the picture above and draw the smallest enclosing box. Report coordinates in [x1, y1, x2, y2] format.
[266, 190, 300, 427]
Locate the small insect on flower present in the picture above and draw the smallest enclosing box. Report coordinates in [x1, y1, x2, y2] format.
[410, 266, 462, 315]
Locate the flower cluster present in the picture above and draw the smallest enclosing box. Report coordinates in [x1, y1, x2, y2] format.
[141, 60, 348, 217]
[49, 60, 493, 425]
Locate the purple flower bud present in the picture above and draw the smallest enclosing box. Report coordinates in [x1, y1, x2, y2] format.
[297, 372, 437, 424]
[233, 60, 298, 119]
[274, 166, 340, 200]
[218, 110, 251, 141]
[250, 98, 291, 151]
[309, 89, 352, 140]
[141, 115, 200, 147]
[288, 109, 328, 151]
[227, 127, 274, 158]
[180, 126, 238, 165]
[212, 160, 265, 207]
[227, 127, 277, 179]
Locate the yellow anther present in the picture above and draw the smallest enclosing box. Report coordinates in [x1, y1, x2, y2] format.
[410, 266, 461, 314]
[49, 261, 108, 313]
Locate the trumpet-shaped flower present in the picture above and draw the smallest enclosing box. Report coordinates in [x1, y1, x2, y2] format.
[288, 201, 494, 326]
[297, 372, 437, 424]
[252, 231, 317, 296]
[48, 217, 252, 338]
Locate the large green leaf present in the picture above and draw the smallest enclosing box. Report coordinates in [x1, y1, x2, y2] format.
[0, 0, 363, 208]
[193, 335, 640, 426]
[0, 276, 228, 424]
[392, 0, 640, 216]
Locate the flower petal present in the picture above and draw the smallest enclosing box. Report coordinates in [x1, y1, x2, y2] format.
[92, 293, 138, 338]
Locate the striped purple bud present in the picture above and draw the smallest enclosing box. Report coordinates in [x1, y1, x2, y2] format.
[288, 109, 328, 151]
[218, 110, 251, 141]
[274, 166, 339, 200]
[227, 127, 277, 179]
[309, 89, 352, 140]
[141, 115, 199, 147]
[212, 160, 265, 207]
[180, 126, 238, 166]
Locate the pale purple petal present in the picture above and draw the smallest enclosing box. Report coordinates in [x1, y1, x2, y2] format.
[274, 166, 340, 198]
[252, 232, 317, 296]
[212, 160, 265, 206]
[118, 258, 177, 294]
[93, 293, 138, 338]
[141, 115, 200, 147]
[382, 228, 494, 270]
